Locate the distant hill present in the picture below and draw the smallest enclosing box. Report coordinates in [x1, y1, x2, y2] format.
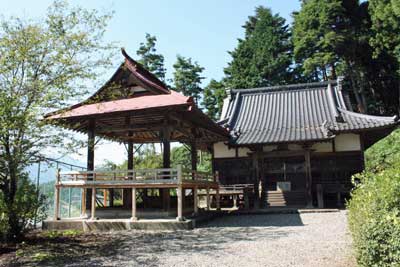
[27, 155, 86, 184]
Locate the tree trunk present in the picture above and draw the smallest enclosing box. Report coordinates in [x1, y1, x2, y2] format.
[331, 63, 337, 80]
[347, 61, 366, 113]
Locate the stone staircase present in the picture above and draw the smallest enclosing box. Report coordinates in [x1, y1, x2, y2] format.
[264, 191, 307, 207]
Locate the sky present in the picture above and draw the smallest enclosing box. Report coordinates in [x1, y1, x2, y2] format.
[1, 0, 301, 167]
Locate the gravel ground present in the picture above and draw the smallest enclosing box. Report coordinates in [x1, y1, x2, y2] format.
[76, 210, 354, 267]
[2, 210, 355, 267]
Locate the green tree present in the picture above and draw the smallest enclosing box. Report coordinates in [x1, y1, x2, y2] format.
[293, 0, 399, 115]
[369, 0, 400, 114]
[172, 55, 205, 103]
[369, 0, 400, 64]
[171, 146, 191, 169]
[136, 33, 166, 81]
[0, 0, 114, 241]
[224, 6, 294, 89]
[202, 79, 227, 120]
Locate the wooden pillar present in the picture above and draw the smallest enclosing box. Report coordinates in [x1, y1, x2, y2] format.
[103, 189, 108, 206]
[162, 127, 171, 211]
[86, 119, 95, 210]
[54, 170, 60, 220]
[176, 165, 184, 221]
[123, 140, 134, 208]
[304, 148, 313, 207]
[317, 184, 324, 208]
[252, 150, 262, 209]
[206, 187, 210, 211]
[131, 188, 137, 221]
[109, 189, 114, 208]
[90, 187, 96, 220]
[190, 142, 197, 172]
[215, 171, 220, 211]
[193, 186, 198, 215]
[81, 188, 87, 217]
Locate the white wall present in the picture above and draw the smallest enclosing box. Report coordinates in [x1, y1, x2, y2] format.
[335, 133, 361, 151]
[237, 147, 251, 157]
[213, 142, 236, 158]
[263, 145, 277, 152]
[311, 142, 333, 152]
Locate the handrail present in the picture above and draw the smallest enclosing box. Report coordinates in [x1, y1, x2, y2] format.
[58, 167, 217, 183]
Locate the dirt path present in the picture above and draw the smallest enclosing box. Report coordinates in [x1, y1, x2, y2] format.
[1, 211, 355, 267]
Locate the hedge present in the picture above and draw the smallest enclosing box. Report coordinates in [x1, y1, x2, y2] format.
[348, 129, 400, 267]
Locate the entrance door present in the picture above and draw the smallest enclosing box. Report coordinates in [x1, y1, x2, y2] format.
[263, 156, 306, 192]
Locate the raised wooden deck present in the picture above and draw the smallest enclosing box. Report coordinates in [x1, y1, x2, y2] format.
[53, 165, 221, 222]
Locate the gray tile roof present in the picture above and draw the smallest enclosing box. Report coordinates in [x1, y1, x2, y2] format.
[220, 80, 398, 145]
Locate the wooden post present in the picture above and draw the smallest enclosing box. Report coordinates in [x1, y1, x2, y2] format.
[90, 187, 96, 220]
[304, 148, 313, 207]
[86, 119, 95, 210]
[244, 188, 250, 210]
[162, 127, 171, 211]
[215, 171, 220, 211]
[191, 142, 197, 179]
[176, 165, 184, 221]
[103, 189, 108, 207]
[317, 184, 324, 208]
[81, 188, 87, 217]
[109, 189, 114, 208]
[252, 150, 261, 209]
[54, 169, 60, 220]
[123, 139, 134, 208]
[193, 186, 198, 215]
[206, 187, 210, 211]
[131, 188, 137, 221]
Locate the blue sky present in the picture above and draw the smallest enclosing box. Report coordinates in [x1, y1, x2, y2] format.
[1, 0, 301, 166]
[1, 0, 301, 85]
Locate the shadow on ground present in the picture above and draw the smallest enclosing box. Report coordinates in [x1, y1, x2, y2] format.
[3, 214, 304, 267]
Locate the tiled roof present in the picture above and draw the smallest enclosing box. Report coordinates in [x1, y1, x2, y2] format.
[220, 81, 398, 145]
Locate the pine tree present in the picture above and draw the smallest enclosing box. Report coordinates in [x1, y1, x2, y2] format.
[136, 33, 166, 81]
[172, 55, 205, 103]
[293, 0, 399, 115]
[224, 6, 294, 89]
[202, 79, 227, 120]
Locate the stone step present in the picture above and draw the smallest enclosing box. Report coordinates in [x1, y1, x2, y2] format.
[264, 191, 307, 207]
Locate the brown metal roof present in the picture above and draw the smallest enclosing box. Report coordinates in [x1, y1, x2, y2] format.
[220, 80, 398, 145]
[45, 50, 229, 145]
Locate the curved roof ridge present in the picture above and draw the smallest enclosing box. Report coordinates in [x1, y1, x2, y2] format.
[337, 108, 398, 122]
[231, 80, 337, 94]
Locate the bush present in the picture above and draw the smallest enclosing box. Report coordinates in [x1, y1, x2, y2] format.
[0, 173, 46, 242]
[348, 129, 400, 267]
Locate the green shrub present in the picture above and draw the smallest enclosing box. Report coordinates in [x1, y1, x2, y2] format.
[348, 129, 400, 267]
[0, 173, 47, 241]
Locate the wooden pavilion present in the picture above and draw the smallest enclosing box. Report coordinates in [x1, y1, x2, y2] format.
[45, 49, 229, 221]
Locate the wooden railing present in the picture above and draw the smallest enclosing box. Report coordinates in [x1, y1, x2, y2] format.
[58, 165, 217, 185]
